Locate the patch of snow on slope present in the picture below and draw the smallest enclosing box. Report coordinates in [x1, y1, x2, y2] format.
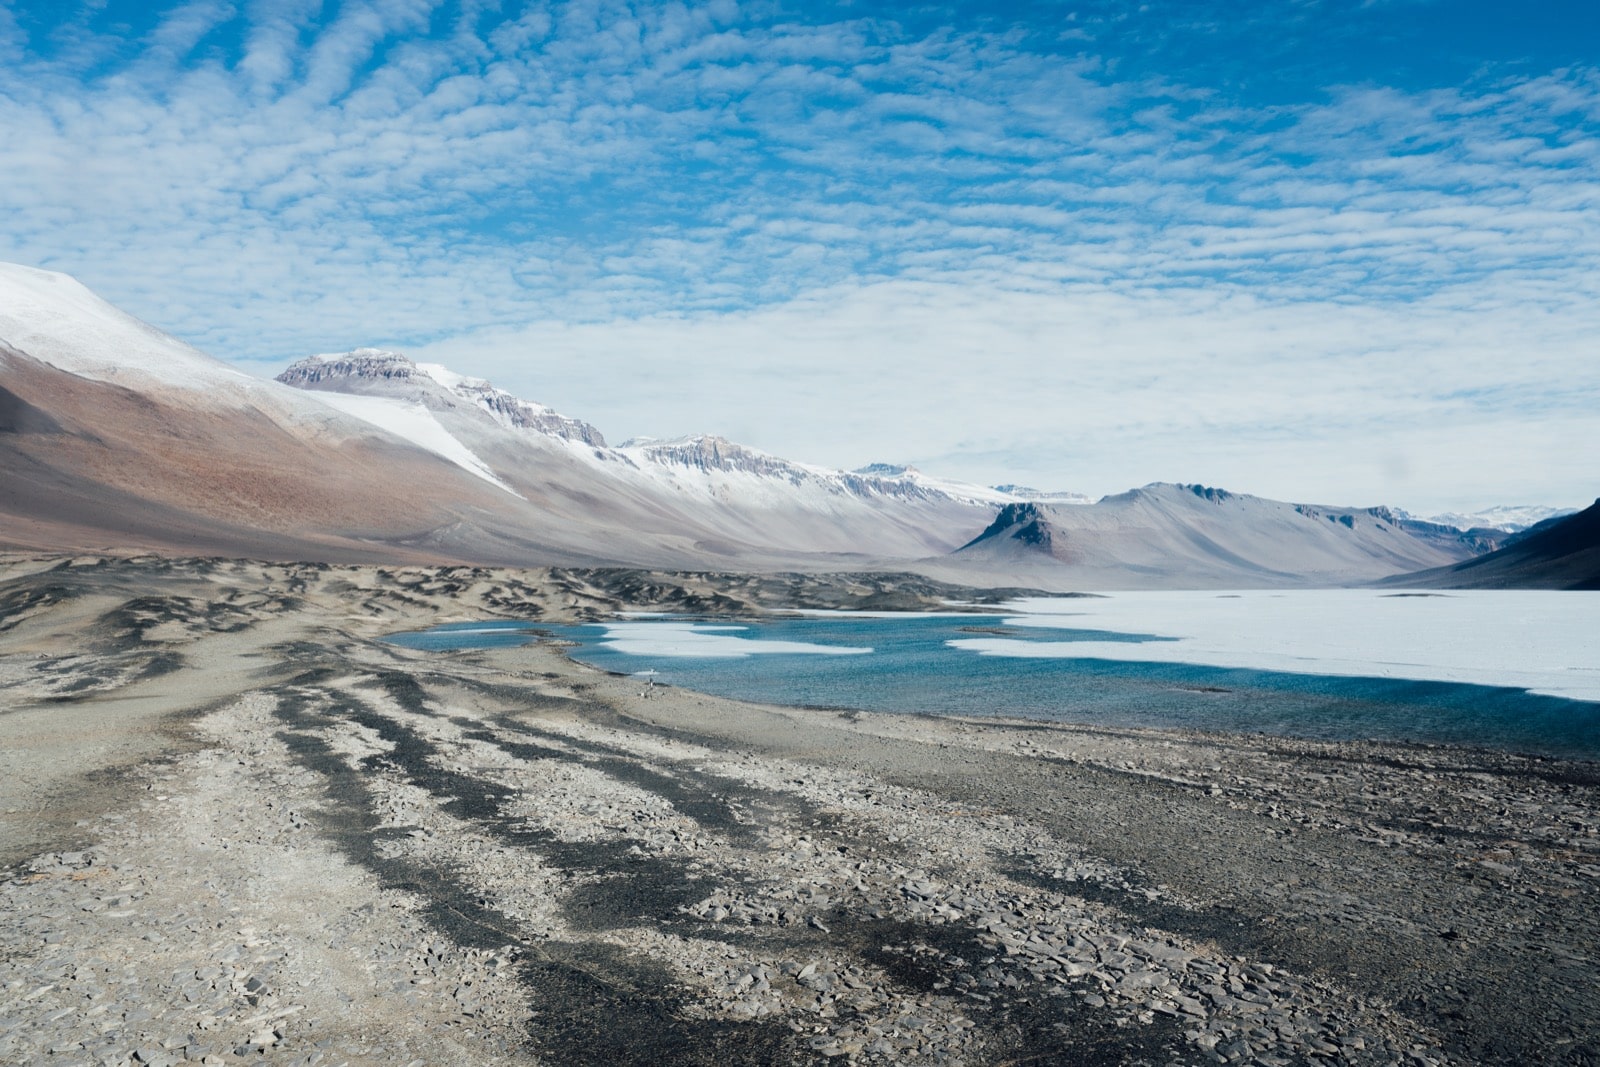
[950, 590, 1600, 703]
[298, 391, 522, 497]
[873, 467, 1019, 506]
[413, 361, 607, 446]
[412, 361, 488, 392]
[0, 263, 255, 389]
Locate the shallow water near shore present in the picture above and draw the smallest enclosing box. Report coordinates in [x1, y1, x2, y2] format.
[389, 591, 1600, 760]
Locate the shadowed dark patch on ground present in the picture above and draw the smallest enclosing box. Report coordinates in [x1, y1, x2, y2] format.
[32, 648, 186, 701]
[516, 939, 804, 1067]
[997, 855, 1600, 1067]
[1001, 851, 1425, 994]
[0, 581, 80, 632]
[333, 689, 722, 929]
[270, 685, 806, 1066]
[273, 672, 1174, 1064]
[132, 650, 186, 682]
[845, 915, 1187, 1066]
[470, 714, 834, 848]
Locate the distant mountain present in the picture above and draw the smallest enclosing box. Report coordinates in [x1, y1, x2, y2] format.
[1419, 504, 1579, 534]
[273, 350, 1016, 556]
[949, 483, 1482, 588]
[990, 484, 1094, 505]
[619, 439, 1010, 507]
[1385, 500, 1600, 590]
[1380, 513, 1508, 557]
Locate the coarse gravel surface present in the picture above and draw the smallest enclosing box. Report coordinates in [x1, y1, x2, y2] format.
[1, 555, 1596, 1066]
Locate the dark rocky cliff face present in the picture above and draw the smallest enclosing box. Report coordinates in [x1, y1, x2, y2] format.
[960, 502, 1053, 551]
[1452, 499, 1600, 588]
[277, 351, 419, 387]
[1186, 484, 1234, 503]
[1388, 514, 1505, 556]
[638, 436, 806, 481]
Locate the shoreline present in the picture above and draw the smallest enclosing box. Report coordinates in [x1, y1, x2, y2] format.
[575, 663, 1600, 776]
[2, 556, 1597, 1065]
[527, 625, 1600, 768]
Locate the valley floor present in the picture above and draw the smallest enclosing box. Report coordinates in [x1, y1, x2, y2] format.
[0, 557, 1596, 1067]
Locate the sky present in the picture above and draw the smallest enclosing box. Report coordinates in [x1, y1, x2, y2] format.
[0, 0, 1596, 514]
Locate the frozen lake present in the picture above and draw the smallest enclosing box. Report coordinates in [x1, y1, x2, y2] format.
[958, 590, 1600, 704]
[389, 590, 1600, 759]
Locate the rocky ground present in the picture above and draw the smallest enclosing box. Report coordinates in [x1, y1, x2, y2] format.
[1, 555, 1596, 1066]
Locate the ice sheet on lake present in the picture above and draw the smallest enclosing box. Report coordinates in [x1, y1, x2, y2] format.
[949, 590, 1600, 703]
[593, 621, 873, 659]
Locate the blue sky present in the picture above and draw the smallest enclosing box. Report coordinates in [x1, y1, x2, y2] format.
[1, 0, 1596, 512]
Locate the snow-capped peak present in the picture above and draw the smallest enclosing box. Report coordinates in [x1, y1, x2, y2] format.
[413, 361, 490, 392]
[278, 349, 606, 447]
[423, 365, 607, 447]
[609, 439, 1024, 508]
[991, 483, 1094, 505]
[291, 348, 419, 381]
[0, 262, 257, 390]
[1413, 505, 1581, 534]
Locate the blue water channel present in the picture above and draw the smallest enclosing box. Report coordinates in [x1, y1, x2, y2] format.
[386, 614, 1600, 760]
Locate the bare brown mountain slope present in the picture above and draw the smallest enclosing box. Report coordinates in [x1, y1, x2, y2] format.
[0, 346, 518, 562]
[0, 265, 1000, 567]
[0, 341, 998, 567]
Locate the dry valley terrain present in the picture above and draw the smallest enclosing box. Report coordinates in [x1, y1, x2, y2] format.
[1, 557, 1597, 1067]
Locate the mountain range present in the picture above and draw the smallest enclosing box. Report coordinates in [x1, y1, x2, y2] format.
[1383, 501, 1600, 591]
[949, 490, 1482, 585]
[1, 262, 1591, 588]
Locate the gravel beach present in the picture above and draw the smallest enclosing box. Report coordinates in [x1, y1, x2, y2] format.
[2, 556, 1596, 1066]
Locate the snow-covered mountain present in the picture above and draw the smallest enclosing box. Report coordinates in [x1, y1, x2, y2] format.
[281, 349, 608, 448]
[0, 267, 539, 563]
[1415, 505, 1580, 534]
[619, 436, 1014, 506]
[274, 350, 1023, 522]
[0, 263, 261, 393]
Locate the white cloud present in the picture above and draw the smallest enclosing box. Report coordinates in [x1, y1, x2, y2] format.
[405, 277, 1600, 513]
